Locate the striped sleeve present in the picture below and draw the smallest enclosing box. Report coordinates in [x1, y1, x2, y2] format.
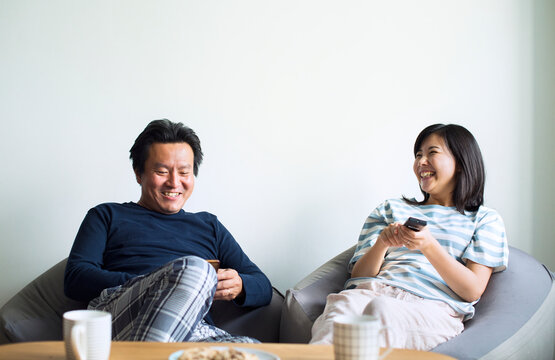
[462, 208, 509, 272]
[348, 201, 390, 272]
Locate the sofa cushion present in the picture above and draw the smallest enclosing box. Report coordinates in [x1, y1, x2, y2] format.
[279, 246, 354, 343]
[431, 247, 554, 359]
[0, 259, 87, 343]
[210, 288, 284, 342]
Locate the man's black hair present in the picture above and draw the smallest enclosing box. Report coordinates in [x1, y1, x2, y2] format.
[129, 119, 203, 176]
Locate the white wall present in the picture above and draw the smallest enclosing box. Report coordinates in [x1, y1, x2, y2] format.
[0, 0, 547, 308]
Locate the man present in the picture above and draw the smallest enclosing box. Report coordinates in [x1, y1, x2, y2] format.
[64, 119, 272, 342]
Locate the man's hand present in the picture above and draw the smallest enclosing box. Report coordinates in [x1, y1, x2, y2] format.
[214, 268, 244, 301]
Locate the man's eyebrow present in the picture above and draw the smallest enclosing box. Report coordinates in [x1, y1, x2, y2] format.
[153, 163, 169, 168]
[152, 163, 192, 169]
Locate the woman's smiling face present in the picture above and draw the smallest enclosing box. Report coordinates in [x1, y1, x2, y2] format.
[413, 133, 458, 207]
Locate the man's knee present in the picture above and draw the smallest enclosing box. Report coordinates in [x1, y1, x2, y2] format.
[165, 255, 217, 286]
[169, 255, 214, 271]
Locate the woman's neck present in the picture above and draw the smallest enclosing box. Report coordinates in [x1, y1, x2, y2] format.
[425, 194, 454, 207]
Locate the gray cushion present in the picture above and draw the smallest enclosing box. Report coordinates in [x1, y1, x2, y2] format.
[211, 288, 284, 342]
[0, 259, 87, 343]
[280, 246, 555, 360]
[279, 246, 354, 343]
[432, 247, 555, 359]
[0, 258, 284, 344]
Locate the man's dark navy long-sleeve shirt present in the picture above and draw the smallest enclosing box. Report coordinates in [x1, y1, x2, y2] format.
[64, 202, 272, 309]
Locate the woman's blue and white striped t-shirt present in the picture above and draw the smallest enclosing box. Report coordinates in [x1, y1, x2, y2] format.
[346, 198, 509, 320]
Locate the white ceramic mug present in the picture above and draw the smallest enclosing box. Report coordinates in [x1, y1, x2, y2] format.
[333, 314, 392, 360]
[63, 310, 112, 360]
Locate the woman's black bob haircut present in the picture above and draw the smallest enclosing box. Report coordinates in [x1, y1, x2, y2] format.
[404, 124, 485, 213]
[129, 119, 203, 176]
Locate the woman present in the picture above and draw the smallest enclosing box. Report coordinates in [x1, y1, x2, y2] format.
[310, 124, 509, 350]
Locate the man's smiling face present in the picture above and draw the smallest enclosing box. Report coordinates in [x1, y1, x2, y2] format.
[135, 142, 195, 214]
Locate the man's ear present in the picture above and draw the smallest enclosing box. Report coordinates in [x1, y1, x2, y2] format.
[134, 169, 142, 185]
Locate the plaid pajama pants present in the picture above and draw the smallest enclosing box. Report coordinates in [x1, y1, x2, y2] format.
[88, 256, 257, 343]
